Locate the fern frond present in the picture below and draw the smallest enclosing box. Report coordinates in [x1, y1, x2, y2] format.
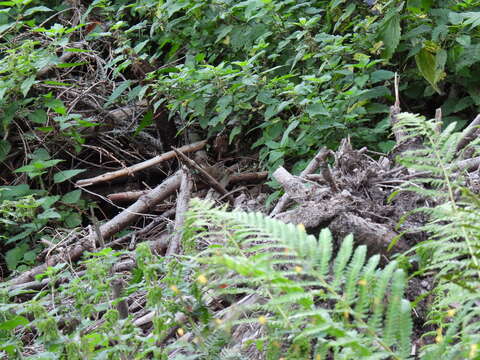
[187, 199, 412, 359]
[394, 112, 480, 357]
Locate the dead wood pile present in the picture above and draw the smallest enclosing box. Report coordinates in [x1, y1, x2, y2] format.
[5, 77, 480, 358]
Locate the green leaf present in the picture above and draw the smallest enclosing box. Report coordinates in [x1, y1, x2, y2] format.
[6, 230, 33, 244]
[281, 120, 299, 146]
[459, 12, 480, 29]
[0, 139, 11, 162]
[53, 169, 85, 183]
[28, 109, 47, 124]
[14, 159, 63, 174]
[415, 47, 444, 94]
[306, 103, 329, 117]
[0, 22, 15, 35]
[104, 80, 131, 107]
[38, 208, 61, 220]
[24, 6, 52, 16]
[21, 76, 36, 97]
[62, 189, 82, 204]
[370, 70, 395, 84]
[38, 195, 60, 210]
[134, 110, 153, 136]
[5, 245, 27, 270]
[64, 212, 82, 228]
[229, 126, 241, 144]
[378, 12, 401, 60]
[0, 316, 29, 331]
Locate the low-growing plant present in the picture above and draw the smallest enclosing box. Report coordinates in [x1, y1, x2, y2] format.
[391, 112, 480, 359]
[186, 199, 413, 359]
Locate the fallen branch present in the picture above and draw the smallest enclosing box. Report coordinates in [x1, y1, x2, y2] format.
[76, 141, 206, 187]
[173, 147, 234, 204]
[270, 148, 329, 216]
[107, 171, 268, 203]
[10, 172, 182, 285]
[229, 171, 268, 183]
[94, 171, 182, 242]
[329, 213, 409, 255]
[272, 166, 309, 200]
[166, 167, 192, 256]
[456, 114, 480, 154]
[452, 156, 480, 172]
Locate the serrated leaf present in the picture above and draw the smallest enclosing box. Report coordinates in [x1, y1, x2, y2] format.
[64, 212, 82, 228]
[28, 109, 47, 124]
[0, 140, 11, 162]
[0, 316, 29, 331]
[415, 47, 444, 94]
[21, 76, 36, 97]
[38, 208, 61, 220]
[53, 169, 86, 183]
[104, 80, 131, 108]
[379, 12, 401, 60]
[62, 189, 82, 204]
[24, 6, 52, 16]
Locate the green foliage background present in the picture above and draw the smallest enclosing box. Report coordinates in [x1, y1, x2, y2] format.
[1, 0, 480, 358]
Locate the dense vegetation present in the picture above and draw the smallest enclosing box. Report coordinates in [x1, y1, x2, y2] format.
[1, 0, 480, 358]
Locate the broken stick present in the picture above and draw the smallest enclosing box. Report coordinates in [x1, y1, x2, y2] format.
[166, 167, 192, 256]
[270, 148, 329, 216]
[76, 140, 206, 187]
[173, 147, 234, 204]
[10, 172, 182, 286]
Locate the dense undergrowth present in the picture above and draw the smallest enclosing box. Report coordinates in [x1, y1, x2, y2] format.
[1, 0, 480, 358]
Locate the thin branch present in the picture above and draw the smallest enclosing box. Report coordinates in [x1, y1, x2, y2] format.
[173, 147, 234, 204]
[76, 140, 206, 187]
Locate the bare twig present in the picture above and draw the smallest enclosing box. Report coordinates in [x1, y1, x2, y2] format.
[173, 147, 234, 204]
[76, 141, 206, 187]
[390, 72, 405, 143]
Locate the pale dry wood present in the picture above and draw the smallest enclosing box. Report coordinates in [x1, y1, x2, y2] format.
[271, 148, 329, 216]
[390, 72, 406, 143]
[456, 114, 480, 154]
[107, 171, 268, 203]
[96, 171, 182, 242]
[166, 167, 192, 256]
[10, 172, 182, 286]
[76, 140, 206, 187]
[452, 156, 480, 172]
[272, 166, 309, 200]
